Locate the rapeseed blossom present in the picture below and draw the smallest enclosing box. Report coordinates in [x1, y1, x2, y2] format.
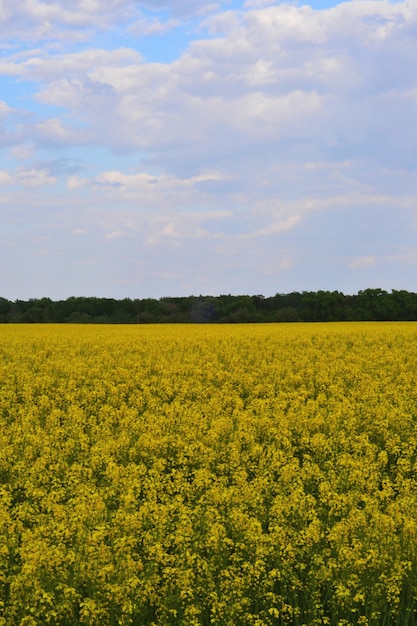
[1, 323, 417, 625]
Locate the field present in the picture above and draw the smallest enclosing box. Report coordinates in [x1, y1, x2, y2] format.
[1, 323, 417, 626]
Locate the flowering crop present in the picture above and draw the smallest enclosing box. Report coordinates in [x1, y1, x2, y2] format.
[1, 323, 417, 625]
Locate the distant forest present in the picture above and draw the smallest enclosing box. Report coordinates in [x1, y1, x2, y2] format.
[1, 288, 417, 323]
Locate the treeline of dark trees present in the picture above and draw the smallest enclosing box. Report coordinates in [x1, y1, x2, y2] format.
[1, 289, 417, 324]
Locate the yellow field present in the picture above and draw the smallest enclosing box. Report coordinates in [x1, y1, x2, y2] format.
[1, 323, 417, 626]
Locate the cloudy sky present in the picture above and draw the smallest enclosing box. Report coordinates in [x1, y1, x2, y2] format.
[0, 0, 416, 300]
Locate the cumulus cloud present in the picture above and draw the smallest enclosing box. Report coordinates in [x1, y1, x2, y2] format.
[0, 0, 229, 42]
[13, 2, 416, 166]
[0, 0, 136, 40]
[18, 168, 56, 187]
[0, 167, 56, 187]
[1, 0, 417, 297]
[3, 0, 413, 171]
[67, 175, 88, 190]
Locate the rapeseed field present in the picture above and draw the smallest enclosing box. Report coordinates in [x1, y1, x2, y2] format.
[1, 323, 417, 626]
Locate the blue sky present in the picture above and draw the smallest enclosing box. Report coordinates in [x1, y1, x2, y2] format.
[0, 0, 416, 300]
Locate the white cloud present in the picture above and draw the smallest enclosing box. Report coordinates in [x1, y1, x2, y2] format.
[0, 167, 56, 187]
[34, 118, 79, 145]
[17, 168, 56, 187]
[349, 255, 377, 269]
[104, 229, 133, 239]
[0, 170, 12, 184]
[1, 0, 417, 298]
[9, 144, 35, 160]
[0, 100, 13, 114]
[129, 16, 180, 35]
[67, 175, 88, 190]
[0, 1, 231, 42]
[1, 0, 415, 168]
[247, 215, 301, 238]
[0, 0, 136, 40]
[28, 48, 142, 84]
[92, 169, 230, 201]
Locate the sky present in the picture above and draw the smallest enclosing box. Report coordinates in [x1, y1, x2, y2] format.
[1, 0, 417, 300]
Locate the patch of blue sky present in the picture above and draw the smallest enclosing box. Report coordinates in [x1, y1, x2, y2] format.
[226, 0, 246, 9]
[90, 2, 248, 64]
[0, 75, 67, 119]
[57, 145, 148, 176]
[91, 17, 193, 64]
[299, 0, 346, 9]
[133, 27, 192, 63]
[0, 76, 32, 110]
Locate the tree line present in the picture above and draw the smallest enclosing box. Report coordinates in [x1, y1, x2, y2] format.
[1, 288, 417, 323]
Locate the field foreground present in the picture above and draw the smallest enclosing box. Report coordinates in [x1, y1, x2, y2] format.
[1, 323, 417, 626]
